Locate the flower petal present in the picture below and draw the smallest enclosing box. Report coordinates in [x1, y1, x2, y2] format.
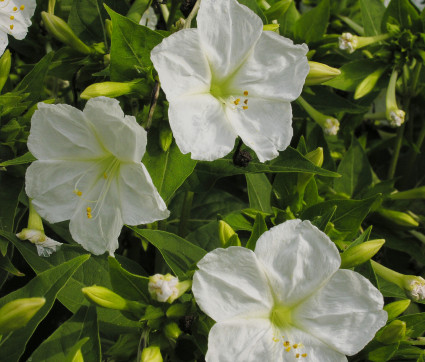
[83, 97, 147, 163]
[228, 31, 309, 101]
[151, 29, 211, 102]
[69, 174, 123, 255]
[197, 0, 263, 80]
[25, 160, 94, 223]
[118, 163, 169, 225]
[0, 31, 7, 57]
[294, 269, 387, 356]
[193, 247, 274, 322]
[226, 99, 293, 162]
[254, 220, 341, 306]
[168, 94, 237, 161]
[28, 102, 105, 161]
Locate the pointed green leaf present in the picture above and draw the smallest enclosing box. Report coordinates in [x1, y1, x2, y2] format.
[246, 173, 273, 213]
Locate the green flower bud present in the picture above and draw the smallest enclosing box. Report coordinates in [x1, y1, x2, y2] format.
[297, 97, 339, 135]
[141, 346, 163, 362]
[263, 24, 280, 32]
[297, 147, 323, 190]
[389, 186, 425, 200]
[41, 12, 93, 55]
[218, 220, 241, 247]
[164, 322, 182, 341]
[81, 81, 149, 100]
[385, 69, 405, 127]
[377, 208, 419, 228]
[166, 303, 189, 318]
[305, 61, 341, 86]
[376, 320, 406, 345]
[0, 297, 45, 335]
[384, 300, 410, 320]
[340, 239, 385, 269]
[264, 0, 292, 20]
[354, 67, 386, 99]
[159, 125, 173, 152]
[0, 49, 11, 93]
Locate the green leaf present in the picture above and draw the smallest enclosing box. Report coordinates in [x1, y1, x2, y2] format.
[301, 196, 379, 240]
[311, 205, 336, 232]
[14, 52, 55, 101]
[246, 173, 273, 213]
[294, 0, 330, 43]
[0, 152, 36, 167]
[399, 313, 425, 338]
[238, 0, 267, 23]
[106, 6, 164, 81]
[143, 132, 196, 204]
[334, 138, 373, 197]
[382, 0, 421, 32]
[131, 228, 206, 278]
[368, 342, 399, 362]
[0, 173, 23, 233]
[108, 257, 149, 303]
[0, 254, 90, 362]
[278, 2, 300, 38]
[360, 0, 386, 36]
[0, 254, 24, 276]
[29, 306, 100, 362]
[246, 213, 268, 250]
[186, 221, 221, 252]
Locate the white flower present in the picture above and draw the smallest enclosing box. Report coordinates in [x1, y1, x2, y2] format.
[389, 109, 405, 127]
[0, 0, 37, 56]
[25, 97, 170, 256]
[338, 32, 358, 53]
[193, 219, 387, 362]
[324, 117, 340, 135]
[139, 6, 158, 30]
[148, 274, 179, 302]
[16, 228, 62, 257]
[151, 0, 309, 162]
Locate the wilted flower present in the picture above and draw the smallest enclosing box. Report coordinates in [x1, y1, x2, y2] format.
[0, 0, 36, 56]
[151, 0, 309, 162]
[16, 228, 62, 257]
[193, 219, 387, 361]
[25, 97, 169, 255]
[148, 274, 191, 303]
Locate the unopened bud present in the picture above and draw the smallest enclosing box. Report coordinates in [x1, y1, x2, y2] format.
[385, 69, 405, 127]
[376, 320, 406, 344]
[384, 299, 410, 320]
[148, 274, 191, 303]
[340, 239, 385, 269]
[164, 322, 182, 340]
[0, 50, 11, 93]
[0, 297, 45, 334]
[41, 12, 93, 55]
[264, 0, 292, 20]
[377, 208, 419, 228]
[141, 346, 163, 362]
[354, 67, 386, 99]
[339, 32, 390, 53]
[166, 303, 189, 318]
[402, 275, 425, 302]
[263, 24, 280, 32]
[389, 186, 425, 200]
[81, 81, 149, 99]
[218, 220, 241, 247]
[305, 61, 341, 86]
[297, 147, 323, 190]
[159, 125, 173, 152]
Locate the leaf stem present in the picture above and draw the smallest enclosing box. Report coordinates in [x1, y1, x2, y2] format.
[145, 81, 161, 131]
[183, 0, 201, 29]
[178, 191, 194, 237]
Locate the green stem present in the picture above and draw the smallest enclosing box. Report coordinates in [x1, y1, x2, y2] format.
[160, 4, 169, 23]
[166, 0, 179, 29]
[28, 200, 44, 231]
[387, 123, 405, 180]
[371, 260, 404, 289]
[178, 191, 194, 237]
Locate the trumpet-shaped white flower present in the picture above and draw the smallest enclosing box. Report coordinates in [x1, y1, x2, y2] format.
[151, 0, 309, 162]
[193, 219, 387, 362]
[25, 97, 169, 255]
[0, 0, 36, 56]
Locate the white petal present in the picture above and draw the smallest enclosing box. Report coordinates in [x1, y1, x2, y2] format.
[228, 31, 309, 101]
[0, 31, 7, 56]
[197, 0, 263, 80]
[193, 247, 273, 323]
[28, 102, 105, 161]
[254, 220, 341, 306]
[226, 99, 293, 162]
[205, 319, 280, 362]
[83, 97, 147, 163]
[69, 174, 123, 255]
[118, 163, 169, 225]
[0, 0, 36, 40]
[294, 269, 387, 356]
[151, 29, 211, 102]
[168, 94, 237, 161]
[25, 160, 94, 223]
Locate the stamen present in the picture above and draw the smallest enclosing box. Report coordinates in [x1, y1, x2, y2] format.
[103, 173, 107, 179]
[283, 341, 290, 347]
[10, 15, 14, 20]
[73, 189, 82, 197]
[13, 6, 17, 10]
[10, 24, 13, 30]
[242, 106, 248, 110]
[86, 206, 92, 219]
[20, 4, 24, 10]
[233, 98, 240, 105]
[302, 353, 307, 357]
[272, 337, 280, 343]
[244, 90, 248, 96]
[285, 347, 291, 352]
[293, 344, 298, 349]
[86, 207, 92, 212]
[244, 99, 248, 105]
[296, 354, 300, 358]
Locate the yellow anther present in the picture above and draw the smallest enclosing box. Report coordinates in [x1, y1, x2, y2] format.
[20, 5, 25, 10]
[87, 213, 92, 219]
[244, 90, 248, 96]
[244, 99, 248, 105]
[103, 173, 107, 179]
[283, 341, 290, 347]
[285, 347, 291, 352]
[296, 354, 300, 358]
[242, 105, 248, 110]
[10, 24, 13, 30]
[10, 15, 14, 20]
[272, 337, 279, 342]
[293, 344, 298, 349]
[86, 207, 92, 212]
[13, 6, 17, 11]
[302, 353, 307, 358]
[234, 98, 241, 105]
[73, 189, 82, 196]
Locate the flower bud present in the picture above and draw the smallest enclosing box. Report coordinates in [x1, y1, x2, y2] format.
[340, 239, 385, 269]
[305, 61, 341, 86]
[297, 147, 323, 191]
[159, 125, 173, 152]
[385, 69, 405, 127]
[80, 81, 149, 100]
[0, 49, 11, 93]
[384, 299, 410, 320]
[389, 186, 425, 200]
[377, 208, 419, 228]
[354, 67, 386, 99]
[41, 12, 93, 55]
[164, 322, 182, 340]
[0, 297, 45, 335]
[376, 320, 406, 344]
[141, 346, 163, 362]
[218, 220, 241, 247]
[148, 274, 191, 303]
[166, 303, 189, 318]
[263, 24, 280, 32]
[297, 97, 340, 135]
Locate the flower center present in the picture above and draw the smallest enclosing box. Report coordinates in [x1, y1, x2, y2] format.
[210, 84, 250, 112]
[270, 304, 292, 328]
